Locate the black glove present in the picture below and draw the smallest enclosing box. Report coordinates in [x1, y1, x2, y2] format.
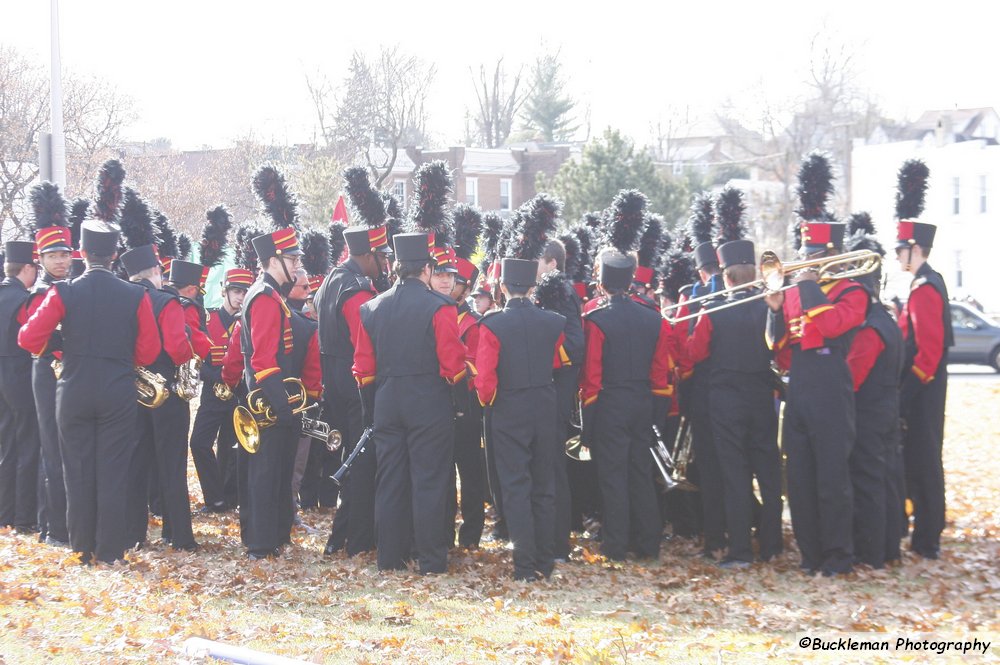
[580, 402, 597, 448]
[360, 383, 375, 429]
[258, 374, 294, 426]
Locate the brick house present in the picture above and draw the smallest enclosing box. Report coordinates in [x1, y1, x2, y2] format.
[385, 144, 574, 216]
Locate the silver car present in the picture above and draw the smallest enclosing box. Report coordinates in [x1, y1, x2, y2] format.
[949, 301, 1000, 372]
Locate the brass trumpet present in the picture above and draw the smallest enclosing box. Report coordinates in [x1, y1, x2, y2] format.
[665, 249, 881, 325]
[301, 406, 343, 452]
[233, 377, 314, 454]
[136, 366, 169, 409]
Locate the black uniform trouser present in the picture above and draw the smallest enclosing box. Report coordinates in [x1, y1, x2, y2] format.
[491, 385, 557, 579]
[709, 375, 782, 562]
[851, 398, 897, 567]
[374, 375, 454, 574]
[449, 399, 485, 547]
[189, 392, 237, 507]
[325, 356, 375, 555]
[57, 362, 137, 563]
[33, 359, 68, 542]
[901, 364, 947, 556]
[784, 348, 855, 573]
[552, 367, 577, 558]
[127, 393, 195, 548]
[593, 386, 660, 561]
[242, 420, 298, 555]
[0, 359, 39, 529]
[689, 374, 725, 554]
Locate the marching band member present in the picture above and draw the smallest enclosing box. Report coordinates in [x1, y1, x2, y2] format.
[23, 183, 74, 545]
[766, 153, 868, 576]
[893, 160, 953, 560]
[352, 231, 468, 574]
[18, 161, 161, 563]
[686, 188, 782, 567]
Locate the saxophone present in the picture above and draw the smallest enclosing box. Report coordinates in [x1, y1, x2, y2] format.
[174, 357, 203, 401]
[136, 366, 169, 408]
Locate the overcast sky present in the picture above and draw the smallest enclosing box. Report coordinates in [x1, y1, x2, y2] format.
[4, 0, 999, 151]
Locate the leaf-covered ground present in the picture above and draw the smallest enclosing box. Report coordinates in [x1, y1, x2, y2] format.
[1, 381, 998, 664]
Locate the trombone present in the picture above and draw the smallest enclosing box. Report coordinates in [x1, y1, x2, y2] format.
[665, 249, 881, 325]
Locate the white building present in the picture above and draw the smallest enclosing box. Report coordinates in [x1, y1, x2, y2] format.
[851, 108, 1000, 312]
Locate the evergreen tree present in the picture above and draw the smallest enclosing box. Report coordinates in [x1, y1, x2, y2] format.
[520, 51, 577, 142]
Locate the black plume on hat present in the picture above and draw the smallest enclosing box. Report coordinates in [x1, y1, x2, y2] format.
[253, 165, 299, 230]
[479, 211, 503, 274]
[153, 211, 178, 260]
[603, 189, 647, 254]
[344, 166, 387, 228]
[177, 234, 192, 261]
[408, 160, 454, 245]
[381, 191, 404, 240]
[581, 211, 602, 230]
[234, 224, 261, 272]
[660, 248, 697, 301]
[559, 231, 581, 279]
[571, 225, 595, 282]
[687, 192, 715, 246]
[848, 211, 876, 237]
[716, 187, 748, 243]
[28, 182, 69, 234]
[496, 209, 521, 260]
[69, 199, 89, 249]
[511, 194, 560, 261]
[301, 228, 332, 277]
[895, 159, 929, 220]
[452, 204, 482, 261]
[120, 188, 158, 250]
[796, 151, 835, 222]
[638, 213, 665, 269]
[535, 269, 572, 312]
[200, 205, 232, 268]
[94, 159, 126, 223]
[329, 221, 348, 265]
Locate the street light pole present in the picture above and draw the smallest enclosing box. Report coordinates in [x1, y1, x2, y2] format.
[49, 0, 67, 189]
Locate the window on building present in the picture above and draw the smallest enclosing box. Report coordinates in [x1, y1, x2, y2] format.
[466, 177, 478, 206]
[953, 177, 960, 215]
[499, 179, 512, 212]
[980, 175, 987, 214]
[393, 179, 406, 207]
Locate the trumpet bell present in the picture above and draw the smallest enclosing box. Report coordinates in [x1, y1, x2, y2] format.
[325, 429, 343, 452]
[234, 405, 261, 454]
[565, 435, 591, 462]
[214, 382, 234, 401]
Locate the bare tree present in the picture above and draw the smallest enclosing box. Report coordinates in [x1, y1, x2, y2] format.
[0, 45, 135, 240]
[468, 58, 527, 148]
[307, 46, 435, 188]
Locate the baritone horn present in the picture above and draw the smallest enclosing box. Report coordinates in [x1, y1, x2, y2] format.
[664, 249, 882, 325]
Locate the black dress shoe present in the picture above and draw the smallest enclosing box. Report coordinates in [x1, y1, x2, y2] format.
[248, 549, 278, 561]
[173, 542, 200, 552]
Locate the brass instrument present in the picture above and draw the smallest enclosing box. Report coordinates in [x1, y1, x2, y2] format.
[664, 249, 882, 325]
[51, 358, 63, 380]
[565, 435, 591, 462]
[301, 405, 343, 452]
[174, 357, 202, 401]
[136, 366, 169, 409]
[213, 382, 234, 401]
[234, 377, 311, 454]
[667, 417, 698, 491]
[650, 425, 678, 491]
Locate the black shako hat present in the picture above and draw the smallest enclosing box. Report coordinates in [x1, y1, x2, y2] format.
[717, 239, 756, 268]
[3, 241, 35, 265]
[693, 241, 718, 270]
[500, 258, 536, 288]
[120, 244, 160, 277]
[599, 251, 635, 290]
[80, 220, 120, 255]
[393, 232, 432, 262]
[169, 259, 205, 288]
